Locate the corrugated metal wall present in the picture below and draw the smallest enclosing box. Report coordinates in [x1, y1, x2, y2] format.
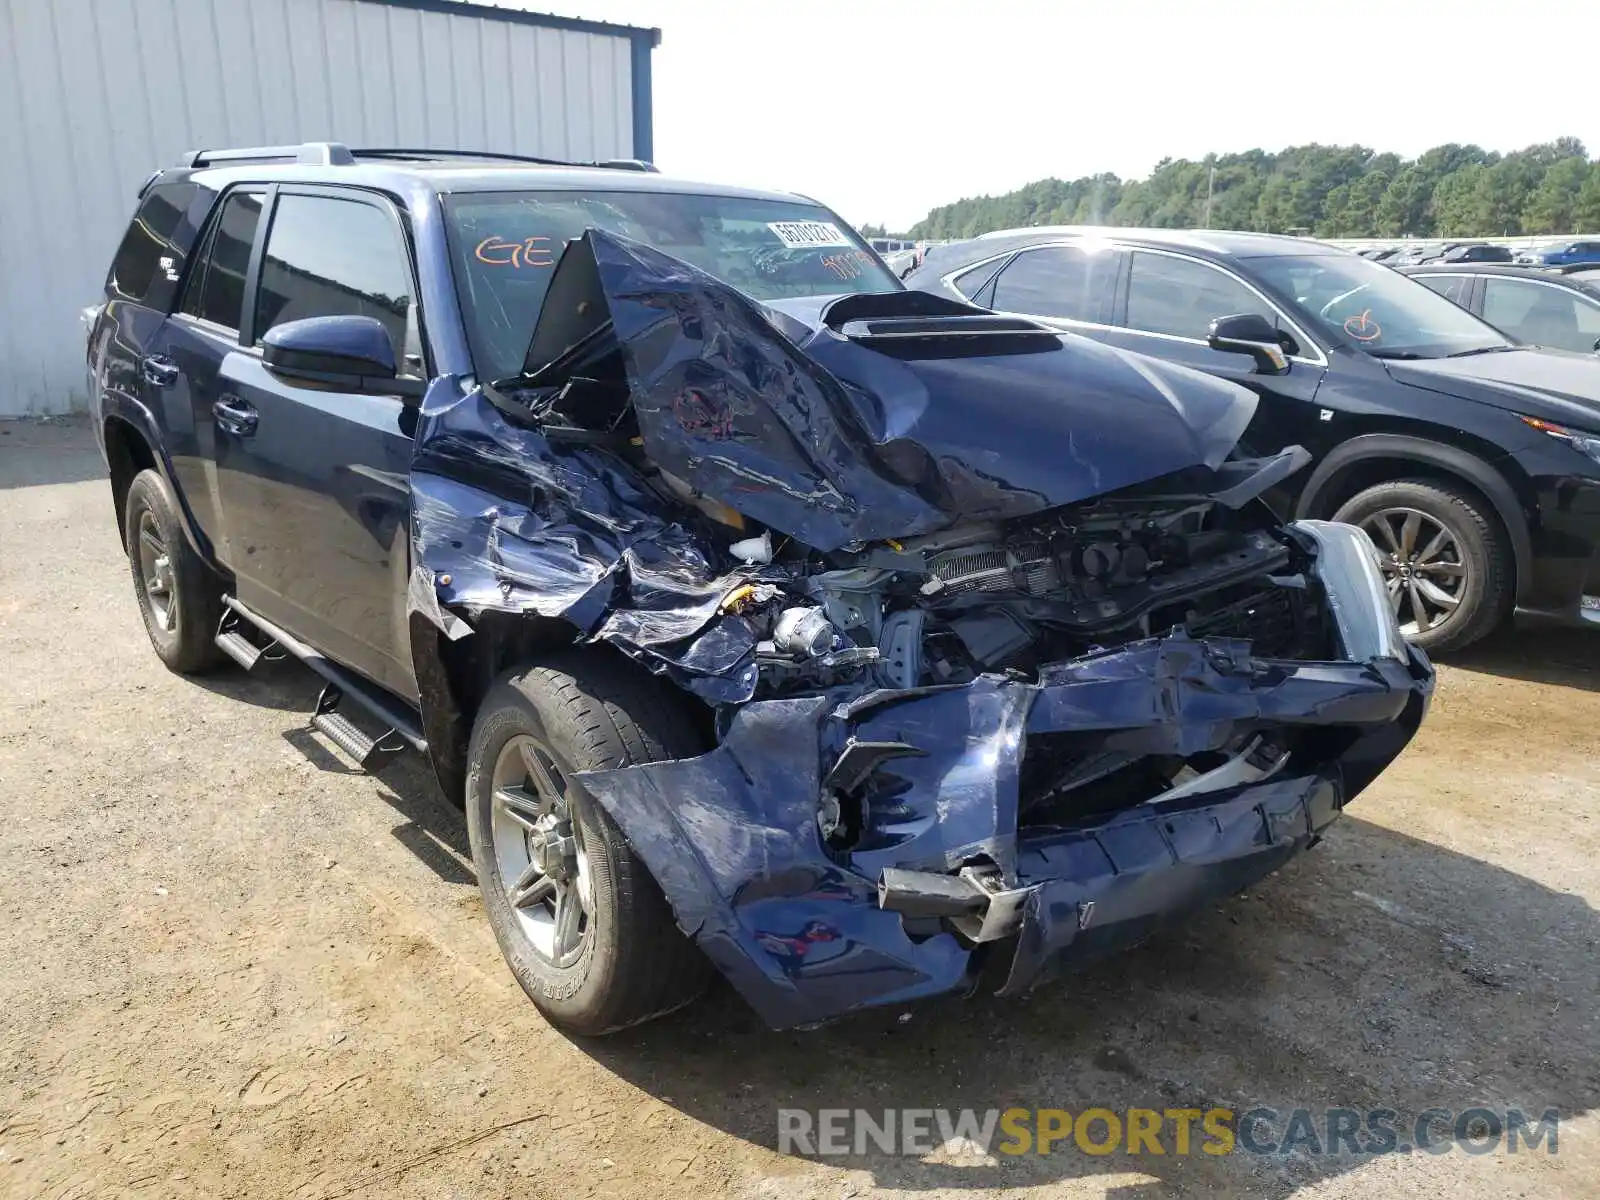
[0, 0, 646, 416]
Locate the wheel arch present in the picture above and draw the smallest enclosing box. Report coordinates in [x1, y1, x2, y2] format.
[99, 403, 217, 566]
[1293, 433, 1534, 603]
[103, 414, 158, 551]
[409, 610, 600, 807]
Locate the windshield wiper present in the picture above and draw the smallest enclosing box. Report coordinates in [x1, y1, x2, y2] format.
[1446, 345, 1518, 358]
[1365, 349, 1428, 360]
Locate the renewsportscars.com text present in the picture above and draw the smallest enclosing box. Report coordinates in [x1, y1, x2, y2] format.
[778, 1106, 1560, 1158]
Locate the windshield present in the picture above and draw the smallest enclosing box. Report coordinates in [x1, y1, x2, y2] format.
[444, 190, 899, 380]
[1252, 253, 1511, 359]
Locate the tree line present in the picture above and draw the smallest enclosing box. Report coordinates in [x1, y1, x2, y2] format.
[896, 139, 1600, 242]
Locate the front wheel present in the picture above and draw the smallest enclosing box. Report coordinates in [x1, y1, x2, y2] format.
[465, 653, 712, 1035]
[1332, 476, 1512, 653]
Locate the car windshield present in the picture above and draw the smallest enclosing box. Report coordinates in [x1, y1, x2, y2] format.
[444, 189, 899, 380]
[1252, 253, 1511, 359]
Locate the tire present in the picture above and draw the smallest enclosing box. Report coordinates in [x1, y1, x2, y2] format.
[123, 469, 227, 674]
[465, 652, 712, 1035]
[1332, 476, 1512, 653]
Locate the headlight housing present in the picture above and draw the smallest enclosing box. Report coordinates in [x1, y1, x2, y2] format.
[1519, 414, 1600, 465]
[1291, 519, 1408, 662]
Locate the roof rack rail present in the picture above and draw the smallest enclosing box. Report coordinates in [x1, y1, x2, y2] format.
[179, 142, 355, 168]
[350, 147, 659, 172]
[350, 147, 570, 166]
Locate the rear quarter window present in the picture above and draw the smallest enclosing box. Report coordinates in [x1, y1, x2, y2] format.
[107, 182, 202, 306]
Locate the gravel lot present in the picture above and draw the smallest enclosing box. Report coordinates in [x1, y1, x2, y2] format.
[2, 417, 1598, 1199]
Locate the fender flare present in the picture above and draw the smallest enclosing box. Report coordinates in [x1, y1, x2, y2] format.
[100, 394, 220, 568]
[1293, 433, 1533, 602]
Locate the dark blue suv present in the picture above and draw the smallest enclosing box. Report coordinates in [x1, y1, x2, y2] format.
[89, 145, 1430, 1033]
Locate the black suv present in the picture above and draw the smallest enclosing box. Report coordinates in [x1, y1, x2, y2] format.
[88, 148, 1430, 1033]
[908, 227, 1600, 651]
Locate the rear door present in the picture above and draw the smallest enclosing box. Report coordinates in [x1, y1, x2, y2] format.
[150, 186, 268, 558]
[210, 187, 425, 700]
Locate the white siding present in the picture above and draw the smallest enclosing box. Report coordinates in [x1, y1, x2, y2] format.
[0, 0, 641, 416]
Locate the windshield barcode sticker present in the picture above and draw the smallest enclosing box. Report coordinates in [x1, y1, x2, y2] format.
[767, 220, 853, 249]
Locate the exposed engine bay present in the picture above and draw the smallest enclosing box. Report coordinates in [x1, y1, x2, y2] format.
[408, 229, 1434, 1029]
[744, 480, 1325, 695]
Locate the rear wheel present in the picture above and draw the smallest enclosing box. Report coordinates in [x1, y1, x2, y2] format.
[465, 653, 712, 1035]
[1332, 476, 1511, 653]
[123, 469, 226, 674]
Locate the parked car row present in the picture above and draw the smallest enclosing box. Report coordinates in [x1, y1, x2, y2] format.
[1402, 263, 1600, 356]
[1354, 238, 1600, 267]
[86, 145, 1433, 1036]
[904, 227, 1600, 653]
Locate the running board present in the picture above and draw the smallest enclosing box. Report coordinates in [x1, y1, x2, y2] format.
[215, 609, 276, 670]
[312, 684, 408, 770]
[220, 596, 427, 766]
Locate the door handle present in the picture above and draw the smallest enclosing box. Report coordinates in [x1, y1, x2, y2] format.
[213, 395, 259, 437]
[142, 355, 179, 387]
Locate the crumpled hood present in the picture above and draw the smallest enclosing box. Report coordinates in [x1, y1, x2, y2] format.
[1384, 347, 1600, 432]
[527, 230, 1257, 551]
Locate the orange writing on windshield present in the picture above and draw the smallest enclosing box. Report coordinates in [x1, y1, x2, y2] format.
[475, 235, 557, 268]
[1343, 309, 1382, 342]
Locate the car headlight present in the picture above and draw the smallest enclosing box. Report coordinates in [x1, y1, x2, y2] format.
[1519, 415, 1600, 465]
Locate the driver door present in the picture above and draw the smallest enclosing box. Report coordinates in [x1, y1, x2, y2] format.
[1093, 248, 1327, 457]
[211, 187, 422, 700]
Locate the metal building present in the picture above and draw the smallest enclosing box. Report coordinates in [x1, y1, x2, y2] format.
[0, 0, 660, 417]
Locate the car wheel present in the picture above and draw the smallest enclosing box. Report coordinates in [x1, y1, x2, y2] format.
[1332, 476, 1511, 653]
[465, 652, 712, 1035]
[123, 469, 227, 674]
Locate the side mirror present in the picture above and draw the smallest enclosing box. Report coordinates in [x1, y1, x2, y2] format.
[261, 315, 424, 399]
[1208, 313, 1291, 375]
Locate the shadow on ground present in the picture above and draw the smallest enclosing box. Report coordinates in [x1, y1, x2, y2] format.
[1442, 622, 1600, 692]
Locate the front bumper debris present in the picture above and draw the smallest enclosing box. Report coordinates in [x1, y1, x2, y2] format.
[570, 522, 1433, 1029]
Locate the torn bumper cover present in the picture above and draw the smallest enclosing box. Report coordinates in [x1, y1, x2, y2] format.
[570, 521, 1432, 1029]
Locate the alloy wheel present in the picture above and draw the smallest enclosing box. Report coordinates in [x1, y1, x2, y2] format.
[1359, 506, 1470, 636]
[136, 509, 177, 634]
[489, 734, 592, 966]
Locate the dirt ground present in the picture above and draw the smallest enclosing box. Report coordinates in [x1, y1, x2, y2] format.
[2, 417, 1597, 1200]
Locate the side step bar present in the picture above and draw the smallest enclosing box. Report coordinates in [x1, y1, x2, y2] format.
[217, 597, 427, 767]
[215, 608, 276, 670]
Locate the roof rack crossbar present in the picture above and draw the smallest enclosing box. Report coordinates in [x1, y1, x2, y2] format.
[179, 142, 355, 168]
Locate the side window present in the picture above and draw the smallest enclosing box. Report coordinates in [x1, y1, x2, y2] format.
[989, 246, 1111, 321]
[953, 260, 1004, 304]
[253, 193, 415, 358]
[107, 183, 200, 304]
[1483, 279, 1600, 353]
[180, 191, 264, 331]
[1126, 252, 1268, 340]
[1415, 274, 1473, 306]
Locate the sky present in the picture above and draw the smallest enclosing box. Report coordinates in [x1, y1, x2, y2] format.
[535, 0, 1600, 231]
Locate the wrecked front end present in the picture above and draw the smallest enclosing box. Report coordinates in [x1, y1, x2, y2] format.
[412, 230, 1433, 1029]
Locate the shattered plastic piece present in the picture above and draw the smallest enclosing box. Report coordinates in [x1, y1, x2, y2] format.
[730, 532, 774, 565]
